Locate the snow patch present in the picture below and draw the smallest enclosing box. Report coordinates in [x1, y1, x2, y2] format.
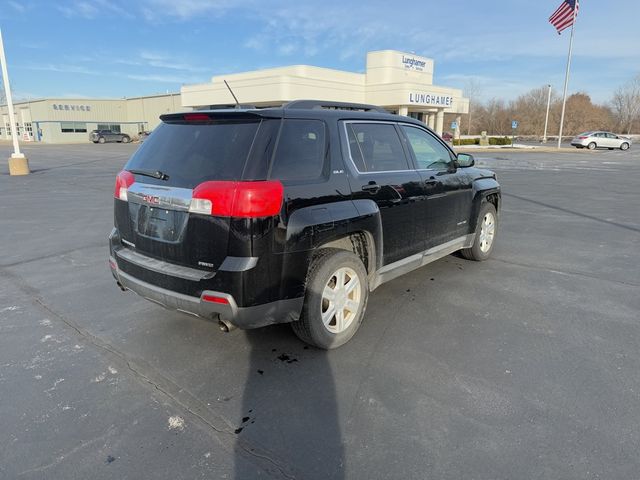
[1, 306, 19, 312]
[40, 334, 54, 343]
[168, 416, 185, 431]
[108, 366, 118, 375]
[39, 319, 52, 327]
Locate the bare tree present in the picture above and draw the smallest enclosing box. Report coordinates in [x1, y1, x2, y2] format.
[510, 86, 559, 136]
[0, 80, 6, 105]
[475, 98, 512, 135]
[463, 78, 483, 135]
[612, 74, 640, 134]
[562, 93, 613, 135]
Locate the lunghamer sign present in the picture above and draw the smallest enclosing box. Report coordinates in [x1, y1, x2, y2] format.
[408, 93, 453, 107]
[401, 55, 426, 71]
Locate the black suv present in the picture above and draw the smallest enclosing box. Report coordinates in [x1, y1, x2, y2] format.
[109, 100, 500, 349]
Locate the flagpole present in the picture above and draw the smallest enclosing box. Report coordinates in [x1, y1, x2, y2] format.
[0, 28, 30, 175]
[543, 84, 552, 143]
[556, 5, 578, 149]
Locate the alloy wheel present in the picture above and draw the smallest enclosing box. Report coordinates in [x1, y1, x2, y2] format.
[479, 212, 496, 253]
[321, 267, 362, 334]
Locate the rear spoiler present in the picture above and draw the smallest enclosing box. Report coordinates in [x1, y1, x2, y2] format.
[160, 110, 281, 124]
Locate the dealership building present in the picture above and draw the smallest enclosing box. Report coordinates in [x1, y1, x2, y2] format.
[0, 93, 183, 144]
[1, 50, 468, 144]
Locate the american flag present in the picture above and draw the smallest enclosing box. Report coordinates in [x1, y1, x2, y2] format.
[549, 0, 579, 34]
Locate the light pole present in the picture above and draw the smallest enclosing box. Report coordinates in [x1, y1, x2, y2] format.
[542, 84, 552, 143]
[0, 28, 30, 175]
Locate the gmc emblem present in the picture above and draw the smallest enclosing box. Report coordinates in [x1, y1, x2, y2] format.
[143, 194, 160, 205]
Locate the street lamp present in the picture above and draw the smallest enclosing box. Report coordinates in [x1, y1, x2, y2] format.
[0, 28, 30, 175]
[542, 84, 552, 144]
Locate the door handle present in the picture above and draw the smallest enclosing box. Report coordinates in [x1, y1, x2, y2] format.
[424, 176, 438, 186]
[362, 182, 381, 194]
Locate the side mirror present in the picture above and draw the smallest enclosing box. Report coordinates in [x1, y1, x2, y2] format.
[457, 153, 475, 168]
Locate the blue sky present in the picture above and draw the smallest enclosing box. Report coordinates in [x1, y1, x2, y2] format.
[1, 0, 638, 104]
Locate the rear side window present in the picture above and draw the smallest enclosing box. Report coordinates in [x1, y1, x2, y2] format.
[270, 119, 326, 181]
[346, 123, 410, 172]
[125, 120, 260, 188]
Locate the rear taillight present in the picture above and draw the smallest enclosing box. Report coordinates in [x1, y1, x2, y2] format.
[189, 180, 284, 218]
[202, 294, 229, 304]
[114, 170, 135, 201]
[578, 136, 588, 139]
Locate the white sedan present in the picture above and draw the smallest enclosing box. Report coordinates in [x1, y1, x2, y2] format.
[571, 131, 632, 150]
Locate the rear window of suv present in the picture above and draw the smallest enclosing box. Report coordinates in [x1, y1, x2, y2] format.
[269, 119, 327, 182]
[124, 120, 261, 188]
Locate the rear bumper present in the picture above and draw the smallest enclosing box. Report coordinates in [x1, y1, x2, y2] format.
[109, 257, 303, 329]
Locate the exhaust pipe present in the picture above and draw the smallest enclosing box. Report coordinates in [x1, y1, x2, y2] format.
[116, 281, 127, 292]
[218, 318, 237, 333]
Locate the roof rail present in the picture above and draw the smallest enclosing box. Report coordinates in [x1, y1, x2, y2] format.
[284, 99, 388, 114]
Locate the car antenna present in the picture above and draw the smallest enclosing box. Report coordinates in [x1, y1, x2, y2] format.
[223, 80, 241, 109]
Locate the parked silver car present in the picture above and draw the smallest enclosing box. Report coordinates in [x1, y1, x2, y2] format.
[571, 131, 632, 150]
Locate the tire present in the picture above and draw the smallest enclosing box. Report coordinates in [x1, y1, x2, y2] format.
[461, 203, 498, 261]
[98, 137, 106, 144]
[587, 142, 596, 150]
[621, 142, 629, 151]
[121, 136, 130, 144]
[292, 249, 369, 349]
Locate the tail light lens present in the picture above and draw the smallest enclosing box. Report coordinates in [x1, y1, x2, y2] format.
[183, 113, 211, 122]
[202, 294, 229, 304]
[114, 170, 135, 201]
[578, 136, 588, 139]
[189, 180, 284, 218]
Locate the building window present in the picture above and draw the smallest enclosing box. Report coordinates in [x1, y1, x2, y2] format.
[97, 123, 121, 133]
[60, 122, 88, 133]
[24, 122, 33, 138]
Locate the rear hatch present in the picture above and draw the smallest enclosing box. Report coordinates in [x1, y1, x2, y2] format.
[113, 112, 280, 274]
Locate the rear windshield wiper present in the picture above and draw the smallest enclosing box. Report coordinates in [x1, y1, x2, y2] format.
[127, 169, 169, 181]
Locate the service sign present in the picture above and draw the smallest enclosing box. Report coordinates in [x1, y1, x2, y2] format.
[52, 104, 92, 112]
[408, 93, 454, 107]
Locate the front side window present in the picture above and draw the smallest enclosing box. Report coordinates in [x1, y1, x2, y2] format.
[401, 125, 453, 171]
[346, 123, 409, 172]
[97, 123, 121, 133]
[270, 119, 327, 181]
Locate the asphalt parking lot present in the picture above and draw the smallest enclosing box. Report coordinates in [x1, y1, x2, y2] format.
[1, 142, 639, 480]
